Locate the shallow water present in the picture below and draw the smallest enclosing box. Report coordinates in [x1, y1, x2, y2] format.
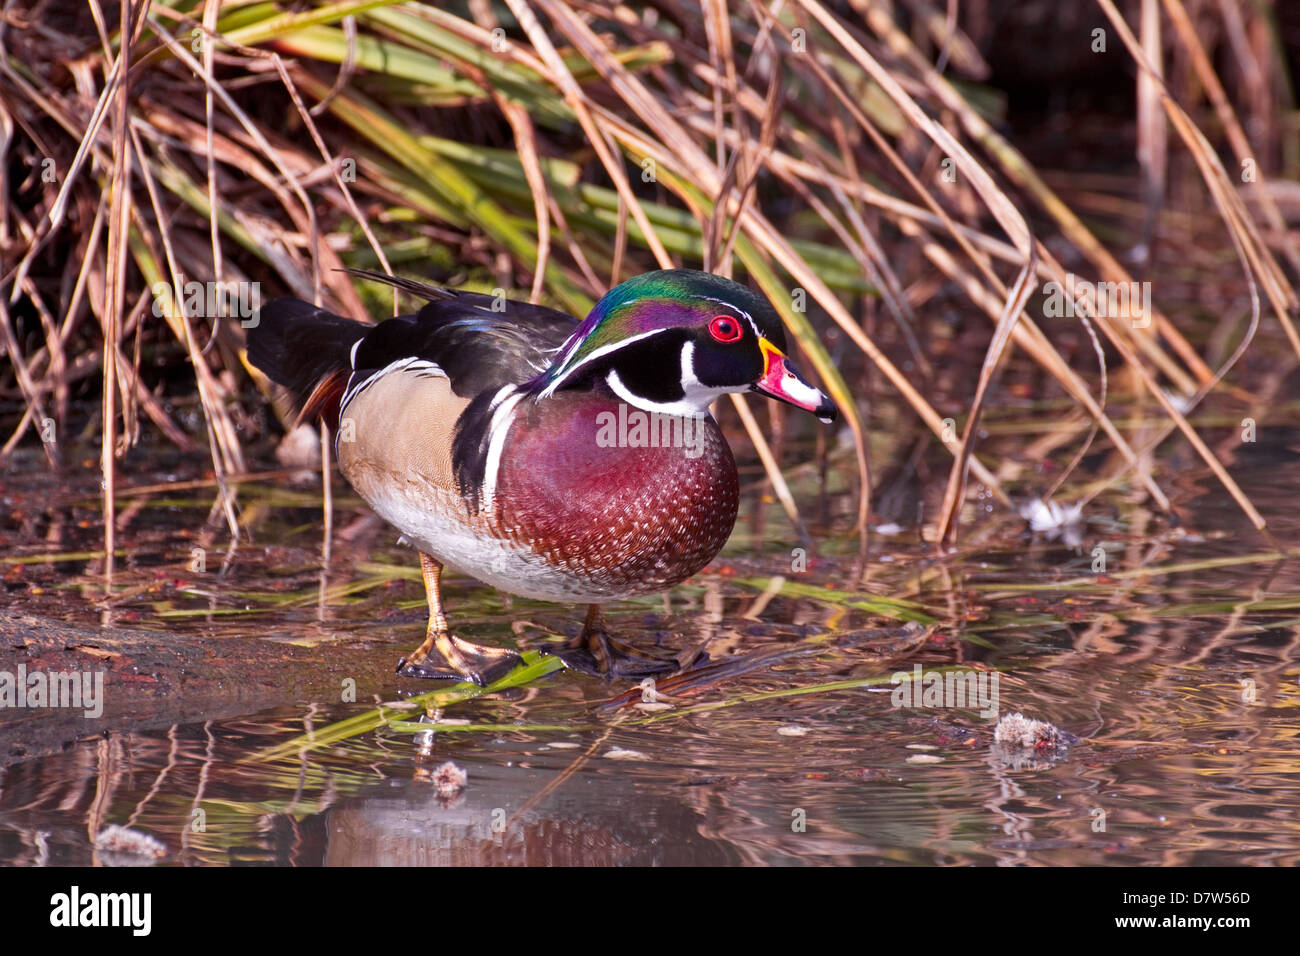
[2, 420, 1299, 866]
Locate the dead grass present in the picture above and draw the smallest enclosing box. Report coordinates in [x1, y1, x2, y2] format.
[1, 0, 1297, 579]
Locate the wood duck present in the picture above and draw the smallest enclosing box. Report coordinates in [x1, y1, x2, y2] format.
[247, 269, 836, 684]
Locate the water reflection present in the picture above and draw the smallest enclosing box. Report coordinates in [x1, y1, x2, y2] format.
[2, 434, 1299, 865]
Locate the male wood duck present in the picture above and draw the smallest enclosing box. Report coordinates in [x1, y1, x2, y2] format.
[247, 269, 836, 684]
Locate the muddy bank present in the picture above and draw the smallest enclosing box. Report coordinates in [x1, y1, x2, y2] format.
[0, 612, 393, 767]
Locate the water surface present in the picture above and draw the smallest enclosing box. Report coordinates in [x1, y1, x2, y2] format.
[2, 420, 1298, 866]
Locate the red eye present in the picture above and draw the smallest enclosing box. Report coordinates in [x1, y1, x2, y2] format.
[708, 315, 742, 343]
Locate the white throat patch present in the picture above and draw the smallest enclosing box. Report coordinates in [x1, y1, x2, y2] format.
[605, 341, 733, 417]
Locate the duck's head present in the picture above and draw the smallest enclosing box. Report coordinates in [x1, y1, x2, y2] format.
[533, 269, 836, 422]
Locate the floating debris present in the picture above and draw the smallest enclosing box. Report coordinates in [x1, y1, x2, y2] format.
[992, 712, 1077, 770]
[636, 678, 676, 703]
[905, 754, 944, 764]
[995, 712, 1062, 749]
[777, 725, 810, 737]
[94, 825, 167, 861]
[634, 701, 674, 714]
[431, 761, 467, 798]
[1018, 498, 1085, 547]
[603, 747, 650, 761]
[631, 678, 675, 713]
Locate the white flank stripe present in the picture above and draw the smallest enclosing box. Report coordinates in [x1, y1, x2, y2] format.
[481, 387, 526, 508]
[340, 357, 446, 412]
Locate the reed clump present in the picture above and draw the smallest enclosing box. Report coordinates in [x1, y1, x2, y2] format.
[2, 0, 1296, 563]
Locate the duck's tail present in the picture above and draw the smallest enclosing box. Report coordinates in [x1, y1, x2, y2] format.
[245, 299, 369, 431]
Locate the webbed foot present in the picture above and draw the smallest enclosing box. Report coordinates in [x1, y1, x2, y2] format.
[548, 605, 683, 679]
[397, 633, 522, 686]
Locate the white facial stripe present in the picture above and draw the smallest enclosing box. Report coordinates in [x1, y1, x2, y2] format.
[539, 327, 668, 399]
[543, 291, 766, 400]
[481, 387, 525, 508]
[546, 334, 583, 380]
[698, 295, 761, 340]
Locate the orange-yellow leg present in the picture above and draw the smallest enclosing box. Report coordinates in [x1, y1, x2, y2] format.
[395, 552, 521, 685]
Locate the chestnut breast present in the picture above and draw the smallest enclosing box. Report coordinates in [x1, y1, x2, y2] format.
[495, 393, 740, 597]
